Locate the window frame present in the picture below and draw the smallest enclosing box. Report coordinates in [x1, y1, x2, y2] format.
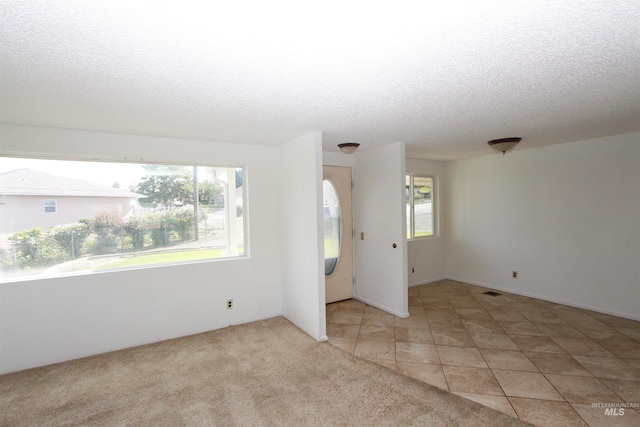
[0, 156, 248, 282]
[406, 174, 437, 240]
[44, 199, 57, 213]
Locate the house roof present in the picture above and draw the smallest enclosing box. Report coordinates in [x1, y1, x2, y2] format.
[1, 1, 639, 160]
[0, 169, 145, 199]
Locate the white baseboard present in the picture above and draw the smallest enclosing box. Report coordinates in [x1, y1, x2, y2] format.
[409, 276, 446, 288]
[353, 295, 409, 318]
[446, 276, 640, 322]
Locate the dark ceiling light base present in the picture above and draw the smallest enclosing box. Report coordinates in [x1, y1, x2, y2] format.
[488, 137, 522, 155]
[338, 143, 360, 154]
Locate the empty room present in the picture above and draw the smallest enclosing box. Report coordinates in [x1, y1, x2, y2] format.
[1, 1, 639, 426]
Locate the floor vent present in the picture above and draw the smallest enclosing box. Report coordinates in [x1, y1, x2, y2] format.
[483, 291, 502, 297]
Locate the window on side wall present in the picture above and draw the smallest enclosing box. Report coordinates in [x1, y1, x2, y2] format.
[406, 175, 435, 239]
[44, 199, 57, 213]
[0, 157, 247, 282]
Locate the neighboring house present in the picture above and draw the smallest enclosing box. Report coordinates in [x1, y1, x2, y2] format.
[0, 168, 144, 235]
[213, 193, 224, 207]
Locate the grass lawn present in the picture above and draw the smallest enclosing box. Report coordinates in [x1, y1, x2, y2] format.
[96, 248, 226, 270]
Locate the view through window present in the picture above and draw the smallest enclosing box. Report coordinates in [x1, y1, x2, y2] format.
[0, 157, 245, 281]
[406, 175, 435, 239]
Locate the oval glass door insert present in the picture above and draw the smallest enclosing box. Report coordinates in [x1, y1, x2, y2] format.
[323, 180, 341, 276]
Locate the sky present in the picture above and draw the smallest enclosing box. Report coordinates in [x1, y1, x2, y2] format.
[0, 157, 147, 188]
[0, 157, 228, 188]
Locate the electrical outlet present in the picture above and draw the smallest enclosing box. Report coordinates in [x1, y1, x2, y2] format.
[226, 299, 233, 309]
[512, 271, 518, 279]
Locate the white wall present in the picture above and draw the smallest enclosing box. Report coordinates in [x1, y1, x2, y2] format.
[445, 132, 640, 320]
[406, 158, 446, 286]
[0, 123, 283, 373]
[353, 143, 408, 317]
[278, 132, 326, 341]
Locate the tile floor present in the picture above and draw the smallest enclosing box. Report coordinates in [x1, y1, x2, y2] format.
[326, 280, 640, 427]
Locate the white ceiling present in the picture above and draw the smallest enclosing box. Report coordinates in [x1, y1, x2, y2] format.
[1, 1, 639, 160]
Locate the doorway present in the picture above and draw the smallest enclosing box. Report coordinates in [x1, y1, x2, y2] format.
[323, 166, 354, 303]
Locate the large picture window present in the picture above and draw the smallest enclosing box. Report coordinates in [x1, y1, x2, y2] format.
[406, 175, 435, 239]
[0, 157, 246, 281]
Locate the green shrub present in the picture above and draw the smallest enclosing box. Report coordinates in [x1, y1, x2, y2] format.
[91, 211, 123, 254]
[50, 222, 90, 259]
[8, 228, 68, 268]
[124, 216, 148, 250]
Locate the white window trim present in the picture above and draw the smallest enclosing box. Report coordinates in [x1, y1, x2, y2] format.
[407, 174, 437, 240]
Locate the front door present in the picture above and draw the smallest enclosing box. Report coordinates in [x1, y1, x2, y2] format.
[323, 166, 354, 303]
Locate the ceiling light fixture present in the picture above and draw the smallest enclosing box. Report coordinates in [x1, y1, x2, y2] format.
[338, 143, 360, 154]
[487, 137, 522, 155]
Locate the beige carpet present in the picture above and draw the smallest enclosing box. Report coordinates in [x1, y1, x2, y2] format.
[0, 317, 530, 426]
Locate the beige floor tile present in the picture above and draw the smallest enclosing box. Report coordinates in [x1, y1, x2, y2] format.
[545, 374, 623, 404]
[442, 366, 504, 396]
[461, 319, 505, 334]
[354, 340, 395, 361]
[408, 306, 426, 317]
[454, 392, 518, 418]
[422, 299, 453, 309]
[599, 378, 640, 403]
[394, 327, 433, 344]
[454, 308, 493, 321]
[394, 316, 429, 329]
[449, 299, 484, 309]
[364, 305, 388, 314]
[623, 359, 640, 371]
[471, 333, 519, 350]
[357, 324, 395, 341]
[550, 337, 614, 357]
[509, 302, 549, 313]
[327, 337, 356, 353]
[394, 361, 448, 391]
[489, 310, 528, 322]
[555, 312, 607, 327]
[408, 295, 423, 307]
[597, 339, 640, 359]
[329, 309, 364, 325]
[432, 329, 476, 347]
[509, 398, 588, 426]
[572, 403, 640, 427]
[395, 342, 440, 364]
[580, 325, 631, 341]
[526, 352, 593, 376]
[429, 317, 467, 332]
[616, 327, 640, 342]
[326, 323, 360, 339]
[425, 307, 459, 319]
[511, 335, 566, 353]
[599, 317, 640, 329]
[335, 299, 366, 310]
[326, 297, 640, 426]
[493, 370, 563, 400]
[522, 310, 566, 324]
[480, 348, 538, 372]
[436, 346, 488, 368]
[536, 322, 588, 338]
[573, 356, 640, 381]
[498, 321, 546, 336]
[361, 311, 395, 327]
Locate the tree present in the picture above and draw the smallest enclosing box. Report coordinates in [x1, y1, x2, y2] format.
[131, 165, 193, 209]
[197, 181, 223, 206]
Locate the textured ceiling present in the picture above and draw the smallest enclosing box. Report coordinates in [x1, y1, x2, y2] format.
[1, 1, 639, 160]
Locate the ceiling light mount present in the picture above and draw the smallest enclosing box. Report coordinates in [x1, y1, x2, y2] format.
[488, 137, 522, 155]
[338, 142, 360, 154]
